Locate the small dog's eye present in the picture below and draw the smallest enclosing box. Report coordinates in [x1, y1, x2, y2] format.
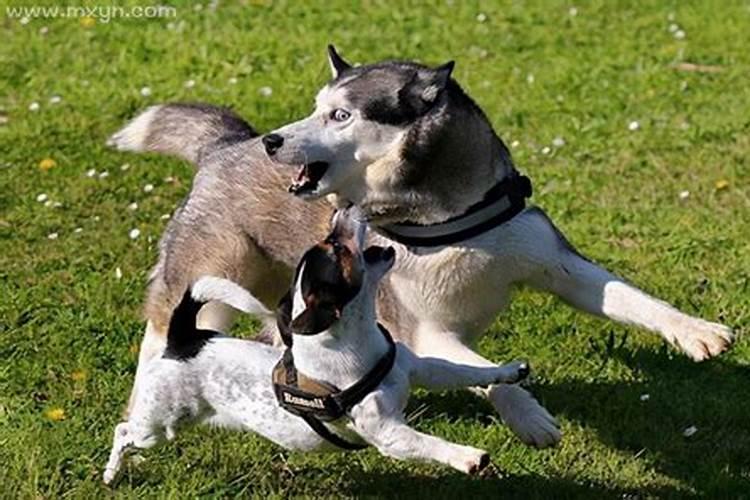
[330, 108, 351, 122]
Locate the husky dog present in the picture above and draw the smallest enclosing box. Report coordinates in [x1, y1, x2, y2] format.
[102, 210, 530, 484]
[108, 46, 734, 449]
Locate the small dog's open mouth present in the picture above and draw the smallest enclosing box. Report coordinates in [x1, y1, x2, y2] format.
[288, 162, 329, 195]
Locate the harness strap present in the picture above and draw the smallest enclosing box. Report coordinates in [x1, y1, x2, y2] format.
[272, 324, 396, 450]
[374, 172, 532, 247]
[300, 415, 367, 451]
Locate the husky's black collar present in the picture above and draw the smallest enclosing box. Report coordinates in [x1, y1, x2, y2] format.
[272, 319, 396, 450]
[374, 173, 532, 247]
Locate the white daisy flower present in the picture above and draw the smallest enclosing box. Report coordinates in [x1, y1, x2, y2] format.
[36, 193, 48, 202]
[140, 86, 152, 97]
[29, 102, 40, 112]
[143, 183, 154, 193]
[129, 228, 141, 240]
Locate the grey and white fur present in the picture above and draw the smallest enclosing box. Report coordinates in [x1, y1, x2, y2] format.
[102, 210, 529, 484]
[108, 46, 734, 449]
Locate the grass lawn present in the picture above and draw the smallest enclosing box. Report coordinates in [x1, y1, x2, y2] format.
[1, 0, 749, 497]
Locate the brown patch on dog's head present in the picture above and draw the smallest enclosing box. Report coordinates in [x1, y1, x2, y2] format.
[286, 242, 361, 335]
[278, 207, 395, 336]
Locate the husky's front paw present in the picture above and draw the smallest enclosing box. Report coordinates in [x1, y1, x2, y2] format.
[669, 319, 735, 361]
[489, 384, 561, 449]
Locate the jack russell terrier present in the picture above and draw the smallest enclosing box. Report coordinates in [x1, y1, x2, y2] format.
[103, 209, 530, 484]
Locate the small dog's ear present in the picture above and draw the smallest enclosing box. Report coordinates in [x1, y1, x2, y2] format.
[276, 291, 294, 345]
[327, 45, 351, 79]
[290, 304, 340, 335]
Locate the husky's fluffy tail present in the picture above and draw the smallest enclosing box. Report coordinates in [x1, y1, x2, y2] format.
[107, 103, 258, 165]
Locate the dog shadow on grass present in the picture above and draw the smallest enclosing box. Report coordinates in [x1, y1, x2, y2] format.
[339, 469, 672, 499]
[401, 344, 750, 497]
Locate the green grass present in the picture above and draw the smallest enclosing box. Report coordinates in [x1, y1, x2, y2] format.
[1, 0, 749, 497]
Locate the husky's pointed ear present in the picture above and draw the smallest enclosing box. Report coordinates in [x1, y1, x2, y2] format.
[327, 45, 351, 78]
[421, 61, 454, 103]
[290, 304, 340, 335]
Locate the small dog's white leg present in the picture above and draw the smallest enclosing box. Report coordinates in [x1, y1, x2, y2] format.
[406, 349, 529, 389]
[125, 321, 167, 418]
[103, 421, 162, 485]
[354, 415, 490, 475]
[529, 246, 735, 361]
[103, 422, 133, 485]
[412, 327, 561, 448]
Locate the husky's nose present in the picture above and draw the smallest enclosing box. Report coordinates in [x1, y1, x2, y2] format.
[262, 133, 284, 156]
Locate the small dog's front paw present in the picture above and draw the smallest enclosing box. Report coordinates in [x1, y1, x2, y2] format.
[454, 448, 490, 475]
[670, 319, 735, 362]
[492, 360, 530, 385]
[468, 452, 490, 475]
[102, 468, 117, 485]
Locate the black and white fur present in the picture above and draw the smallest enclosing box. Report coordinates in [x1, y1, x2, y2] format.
[103, 211, 529, 484]
[108, 46, 735, 450]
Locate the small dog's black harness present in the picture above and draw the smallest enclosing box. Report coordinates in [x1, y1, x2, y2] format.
[272, 324, 396, 450]
[375, 172, 533, 247]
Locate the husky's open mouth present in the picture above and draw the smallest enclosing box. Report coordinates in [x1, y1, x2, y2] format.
[288, 162, 329, 195]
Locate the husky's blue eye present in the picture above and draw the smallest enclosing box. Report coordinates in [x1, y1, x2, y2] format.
[330, 108, 351, 122]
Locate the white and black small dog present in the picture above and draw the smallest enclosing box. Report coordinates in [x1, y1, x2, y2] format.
[103, 210, 529, 484]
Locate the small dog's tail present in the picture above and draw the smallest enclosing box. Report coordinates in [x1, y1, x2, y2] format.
[165, 289, 208, 360]
[107, 103, 258, 166]
[164, 277, 273, 360]
[191, 276, 274, 318]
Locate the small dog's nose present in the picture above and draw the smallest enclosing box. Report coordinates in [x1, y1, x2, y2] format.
[262, 133, 284, 156]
